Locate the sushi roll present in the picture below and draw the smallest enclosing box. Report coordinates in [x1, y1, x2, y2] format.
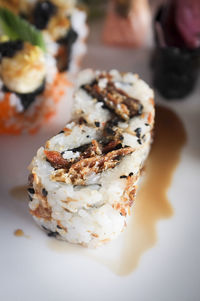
[0, 9, 70, 134]
[32, 0, 88, 73]
[102, 0, 151, 48]
[0, 0, 88, 74]
[28, 69, 155, 248]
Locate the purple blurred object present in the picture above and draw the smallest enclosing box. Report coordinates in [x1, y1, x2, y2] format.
[161, 0, 200, 49]
[152, 0, 200, 99]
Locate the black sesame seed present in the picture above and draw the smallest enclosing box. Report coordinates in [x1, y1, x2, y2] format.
[112, 118, 119, 126]
[42, 226, 59, 237]
[142, 134, 145, 139]
[119, 135, 124, 141]
[95, 121, 100, 127]
[28, 188, 35, 194]
[47, 231, 59, 237]
[78, 117, 87, 125]
[114, 143, 122, 150]
[135, 127, 142, 138]
[120, 175, 127, 179]
[137, 139, 142, 145]
[115, 155, 121, 161]
[106, 127, 115, 135]
[86, 135, 90, 138]
[137, 104, 143, 115]
[129, 172, 133, 176]
[42, 188, 48, 197]
[59, 130, 64, 134]
[145, 123, 150, 126]
[28, 195, 33, 201]
[57, 225, 62, 229]
[107, 118, 119, 127]
[42, 226, 48, 231]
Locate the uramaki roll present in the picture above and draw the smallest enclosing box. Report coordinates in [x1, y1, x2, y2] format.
[0, 40, 70, 134]
[0, 2, 88, 134]
[0, 0, 88, 74]
[28, 69, 155, 247]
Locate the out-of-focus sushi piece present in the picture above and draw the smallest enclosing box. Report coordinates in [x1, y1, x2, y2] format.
[0, 0, 88, 74]
[78, 0, 107, 20]
[152, 0, 200, 99]
[0, 8, 70, 134]
[33, 0, 89, 74]
[0, 0, 29, 14]
[102, 0, 151, 47]
[28, 69, 155, 248]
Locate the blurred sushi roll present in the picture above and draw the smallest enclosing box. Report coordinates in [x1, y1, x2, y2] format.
[102, 0, 151, 48]
[28, 69, 155, 247]
[33, 0, 88, 74]
[152, 0, 200, 99]
[0, 0, 88, 74]
[0, 8, 70, 134]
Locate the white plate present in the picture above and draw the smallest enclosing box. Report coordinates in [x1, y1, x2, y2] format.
[0, 38, 200, 301]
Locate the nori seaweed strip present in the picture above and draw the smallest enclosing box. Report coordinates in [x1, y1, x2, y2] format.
[0, 40, 24, 60]
[56, 28, 78, 72]
[3, 80, 45, 110]
[28, 188, 35, 194]
[33, 0, 57, 30]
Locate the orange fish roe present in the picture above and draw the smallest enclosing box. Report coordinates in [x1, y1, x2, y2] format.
[44, 73, 72, 104]
[0, 73, 72, 135]
[28, 126, 40, 135]
[148, 112, 153, 124]
[0, 93, 12, 120]
[149, 98, 155, 105]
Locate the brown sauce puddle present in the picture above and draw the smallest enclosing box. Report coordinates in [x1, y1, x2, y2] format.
[117, 105, 187, 275]
[37, 105, 187, 275]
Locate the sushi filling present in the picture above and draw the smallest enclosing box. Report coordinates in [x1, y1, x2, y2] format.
[0, 41, 46, 107]
[45, 139, 134, 185]
[41, 72, 147, 185]
[56, 27, 78, 71]
[82, 76, 143, 121]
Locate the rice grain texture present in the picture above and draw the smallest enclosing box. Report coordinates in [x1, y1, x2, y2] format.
[28, 69, 155, 247]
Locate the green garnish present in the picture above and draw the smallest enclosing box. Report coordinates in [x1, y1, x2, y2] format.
[0, 7, 46, 51]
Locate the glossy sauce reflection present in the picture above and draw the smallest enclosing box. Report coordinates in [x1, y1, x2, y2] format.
[48, 105, 187, 275]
